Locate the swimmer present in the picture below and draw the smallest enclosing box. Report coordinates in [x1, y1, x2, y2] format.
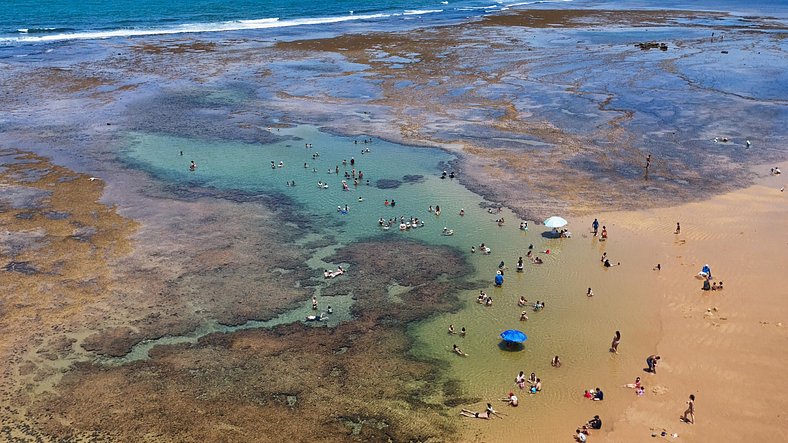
[327, 306, 333, 314]
[448, 324, 456, 335]
[189, 161, 197, 171]
[452, 344, 468, 357]
[471, 246, 476, 253]
[459, 208, 465, 216]
[358, 197, 364, 202]
[460, 327, 466, 337]
[518, 295, 527, 306]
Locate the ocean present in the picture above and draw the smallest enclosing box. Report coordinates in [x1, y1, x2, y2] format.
[0, 0, 566, 44]
[4, 0, 784, 45]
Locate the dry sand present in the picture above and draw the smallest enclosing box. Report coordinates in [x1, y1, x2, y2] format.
[596, 169, 788, 442]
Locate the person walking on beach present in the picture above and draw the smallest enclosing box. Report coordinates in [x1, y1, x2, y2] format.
[592, 218, 599, 236]
[682, 394, 695, 424]
[610, 331, 621, 353]
[646, 354, 661, 373]
[675, 222, 681, 234]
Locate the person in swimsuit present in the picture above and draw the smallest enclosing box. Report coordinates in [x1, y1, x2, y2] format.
[610, 331, 621, 353]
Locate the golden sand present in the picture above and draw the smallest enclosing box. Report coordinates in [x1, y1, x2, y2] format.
[460, 169, 788, 442]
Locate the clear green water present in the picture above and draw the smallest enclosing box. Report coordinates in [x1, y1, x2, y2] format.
[124, 125, 660, 440]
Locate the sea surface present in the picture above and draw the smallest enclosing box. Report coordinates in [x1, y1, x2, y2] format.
[3, 0, 786, 45]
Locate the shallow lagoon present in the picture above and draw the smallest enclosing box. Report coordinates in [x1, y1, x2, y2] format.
[123, 124, 663, 439]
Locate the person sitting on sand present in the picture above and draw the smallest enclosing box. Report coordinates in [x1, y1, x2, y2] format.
[527, 372, 537, 385]
[453, 344, 467, 357]
[587, 287, 594, 297]
[584, 390, 594, 399]
[625, 377, 641, 389]
[717, 281, 724, 290]
[702, 278, 711, 291]
[520, 311, 529, 321]
[575, 429, 587, 443]
[551, 355, 561, 368]
[501, 392, 519, 407]
[600, 252, 607, 262]
[530, 378, 542, 394]
[587, 415, 602, 430]
[593, 387, 604, 401]
[636, 386, 645, 396]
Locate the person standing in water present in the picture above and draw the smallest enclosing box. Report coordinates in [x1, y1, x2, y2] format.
[610, 331, 621, 353]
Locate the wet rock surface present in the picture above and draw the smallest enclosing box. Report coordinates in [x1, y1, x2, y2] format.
[26, 240, 474, 442]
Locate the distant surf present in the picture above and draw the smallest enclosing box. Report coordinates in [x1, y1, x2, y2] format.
[0, 0, 577, 44]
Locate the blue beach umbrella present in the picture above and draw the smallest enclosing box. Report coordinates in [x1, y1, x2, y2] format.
[500, 329, 527, 343]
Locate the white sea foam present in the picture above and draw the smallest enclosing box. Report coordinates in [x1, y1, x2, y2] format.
[2, 13, 390, 43]
[403, 9, 444, 16]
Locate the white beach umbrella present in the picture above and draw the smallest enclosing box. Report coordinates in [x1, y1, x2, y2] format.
[543, 216, 568, 228]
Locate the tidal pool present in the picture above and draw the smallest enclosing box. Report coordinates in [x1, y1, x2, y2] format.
[124, 124, 661, 440]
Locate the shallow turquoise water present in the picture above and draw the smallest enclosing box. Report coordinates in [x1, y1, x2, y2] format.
[123, 125, 540, 252]
[124, 124, 662, 441]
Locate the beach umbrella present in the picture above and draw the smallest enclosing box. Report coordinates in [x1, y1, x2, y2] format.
[500, 329, 527, 343]
[543, 216, 568, 228]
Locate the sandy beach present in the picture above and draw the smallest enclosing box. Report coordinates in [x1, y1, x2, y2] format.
[1, 3, 787, 442]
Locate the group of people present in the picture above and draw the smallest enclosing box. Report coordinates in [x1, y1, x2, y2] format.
[575, 416, 602, 442]
[514, 371, 542, 393]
